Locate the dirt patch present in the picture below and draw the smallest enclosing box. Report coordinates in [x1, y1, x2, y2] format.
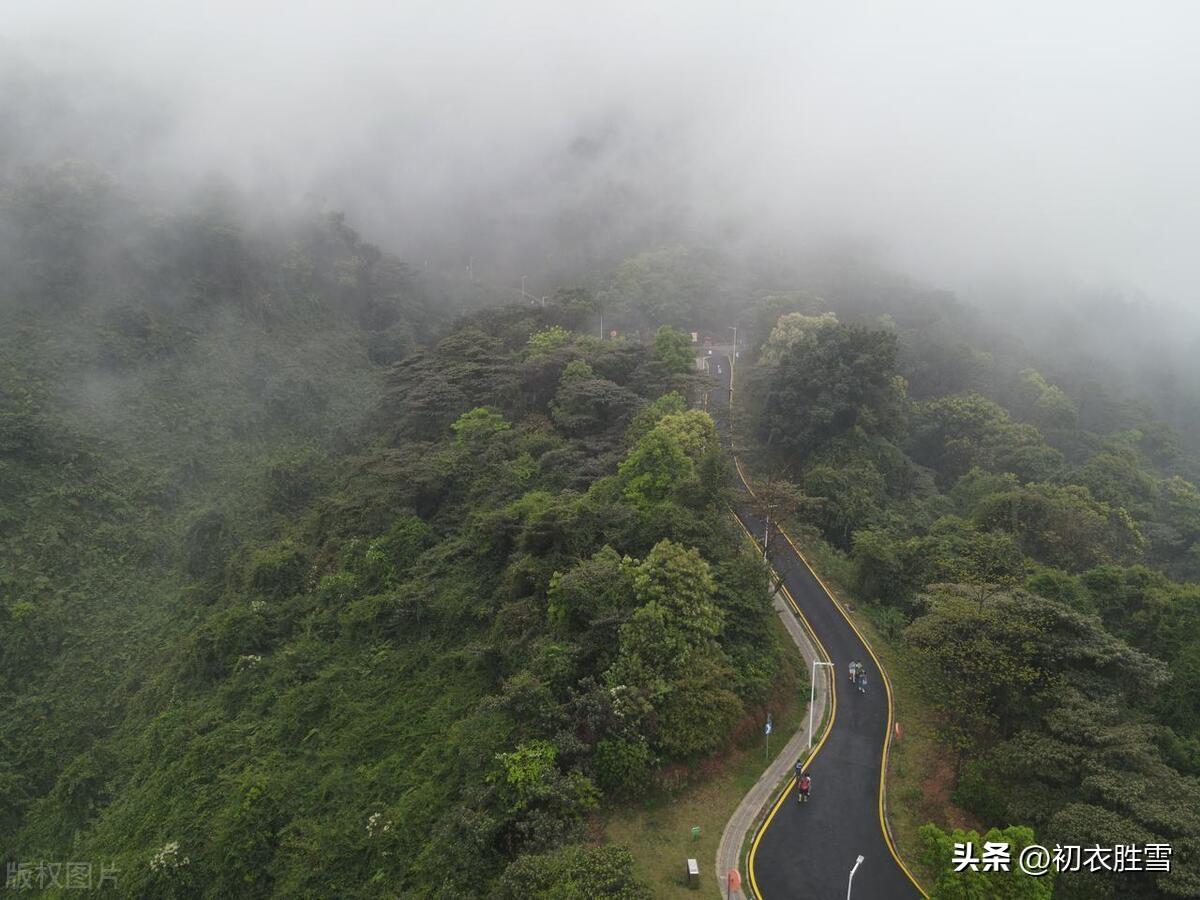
[920, 751, 982, 832]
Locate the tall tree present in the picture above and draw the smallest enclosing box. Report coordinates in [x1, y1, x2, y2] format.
[756, 323, 907, 467]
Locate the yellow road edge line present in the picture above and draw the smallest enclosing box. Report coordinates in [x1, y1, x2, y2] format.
[775, 526, 929, 898]
[731, 453, 927, 898]
[730, 510, 837, 900]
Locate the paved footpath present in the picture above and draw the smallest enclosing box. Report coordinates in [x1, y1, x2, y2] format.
[707, 352, 925, 900]
[733, 506, 922, 900]
[714, 587, 829, 899]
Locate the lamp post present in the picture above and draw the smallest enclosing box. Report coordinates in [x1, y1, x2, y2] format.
[810, 661, 835, 749]
[763, 501, 778, 560]
[847, 855, 864, 900]
[728, 325, 738, 402]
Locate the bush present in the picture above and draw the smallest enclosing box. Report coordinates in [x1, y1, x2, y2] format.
[592, 738, 653, 796]
[494, 844, 645, 899]
[951, 759, 1007, 823]
[246, 539, 307, 599]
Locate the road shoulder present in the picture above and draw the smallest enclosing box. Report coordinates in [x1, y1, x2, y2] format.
[714, 588, 829, 898]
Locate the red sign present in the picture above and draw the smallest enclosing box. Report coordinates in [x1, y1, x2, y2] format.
[727, 869, 741, 892]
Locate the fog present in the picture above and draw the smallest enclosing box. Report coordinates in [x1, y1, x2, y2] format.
[4, 0, 1199, 309]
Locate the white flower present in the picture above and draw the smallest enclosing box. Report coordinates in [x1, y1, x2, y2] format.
[367, 811, 393, 838]
[150, 841, 190, 875]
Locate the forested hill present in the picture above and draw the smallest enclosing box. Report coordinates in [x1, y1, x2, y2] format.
[737, 306, 1200, 898]
[6, 158, 1200, 898]
[1, 167, 785, 895]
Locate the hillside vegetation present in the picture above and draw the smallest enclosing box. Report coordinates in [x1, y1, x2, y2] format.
[6, 163, 1200, 899]
[1, 164, 785, 896]
[739, 303, 1200, 899]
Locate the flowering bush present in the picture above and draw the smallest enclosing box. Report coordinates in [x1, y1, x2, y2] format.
[366, 811, 393, 838]
[150, 841, 190, 874]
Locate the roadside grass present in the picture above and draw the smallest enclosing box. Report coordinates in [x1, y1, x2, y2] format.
[794, 532, 983, 889]
[604, 615, 807, 898]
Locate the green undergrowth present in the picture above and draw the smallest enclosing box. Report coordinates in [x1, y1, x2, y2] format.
[603, 614, 806, 898]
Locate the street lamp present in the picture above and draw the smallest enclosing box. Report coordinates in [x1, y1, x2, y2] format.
[847, 855, 864, 900]
[727, 325, 738, 403]
[758, 504, 777, 561]
[810, 661, 835, 749]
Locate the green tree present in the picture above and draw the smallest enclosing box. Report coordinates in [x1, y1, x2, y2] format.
[495, 844, 646, 899]
[246, 539, 307, 599]
[961, 529, 1026, 607]
[605, 540, 742, 756]
[756, 323, 907, 465]
[906, 586, 1166, 768]
[452, 406, 512, 447]
[550, 374, 639, 435]
[1075, 449, 1157, 511]
[1012, 368, 1079, 431]
[630, 539, 721, 641]
[759, 310, 838, 363]
[804, 461, 886, 547]
[492, 741, 600, 854]
[618, 429, 694, 508]
[909, 393, 1062, 485]
[527, 326, 573, 355]
[920, 823, 1054, 900]
[989, 692, 1200, 898]
[974, 482, 1144, 571]
[625, 391, 687, 445]
[599, 246, 720, 328]
[547, 546, 636, 633]
[592, 738, 653, 796]
[651, 410, 718, 460]
[652, 325, 695, 375]
[654, 648, 743, 757]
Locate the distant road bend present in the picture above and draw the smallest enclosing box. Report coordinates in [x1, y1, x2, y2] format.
[707, 352, 926, 900]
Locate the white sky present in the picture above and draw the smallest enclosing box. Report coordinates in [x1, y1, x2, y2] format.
[4, 1, 1198, 306]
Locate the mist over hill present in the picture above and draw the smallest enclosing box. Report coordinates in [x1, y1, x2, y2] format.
[4, 3, 1200, 898]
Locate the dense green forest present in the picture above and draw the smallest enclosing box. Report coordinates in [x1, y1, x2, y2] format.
[737, 302, 1200, 898]
[1, 164, 784, 896]
[9, 5, 1200, 897]
[5, 160, 1200, 898]
[581, 251, 1200, 896]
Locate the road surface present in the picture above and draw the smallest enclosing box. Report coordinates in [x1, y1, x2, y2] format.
[705, 353, 925, 900]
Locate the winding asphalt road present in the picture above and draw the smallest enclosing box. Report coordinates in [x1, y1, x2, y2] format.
[706, 352, 924, 900]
